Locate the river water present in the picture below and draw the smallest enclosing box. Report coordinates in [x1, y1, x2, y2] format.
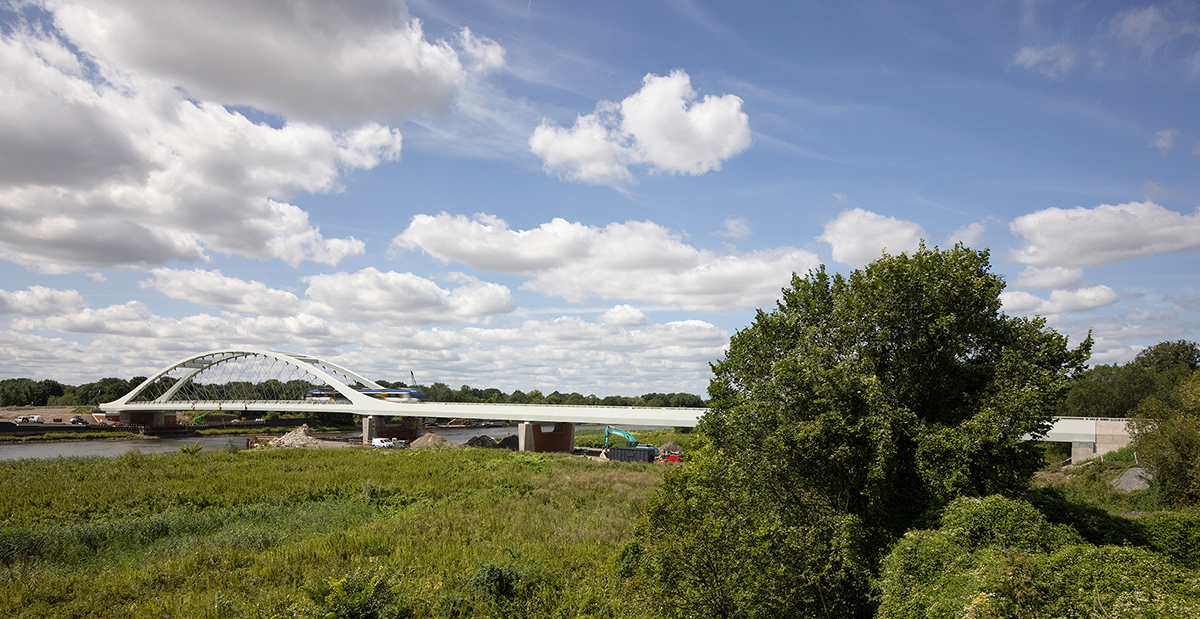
[0, 424, 666, 461]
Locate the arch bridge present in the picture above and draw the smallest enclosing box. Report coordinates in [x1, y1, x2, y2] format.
[100, 348, 702, 451]
[101, 348, 1130, 457]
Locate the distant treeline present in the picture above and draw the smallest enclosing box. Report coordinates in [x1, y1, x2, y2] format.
[1, 376, 706, 409]
[0, 376, 145, 407]
[391, 381, 706, 408]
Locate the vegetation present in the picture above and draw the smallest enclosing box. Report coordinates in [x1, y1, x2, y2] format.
[573, 428, 698, 450]
[876, 495, 1200, 618]
[7, 248, 1200, 618]
[625, 244, 1092, 618]
[0, 430, 139, 442]
[0, 447, 662, 618]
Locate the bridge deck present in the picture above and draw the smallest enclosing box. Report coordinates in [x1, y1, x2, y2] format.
[101, 400, 705, 428]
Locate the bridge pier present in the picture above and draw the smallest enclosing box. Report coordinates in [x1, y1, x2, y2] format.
[518, 422, 575, 453]
[362, 416, 379, 445]
[1072, 441, 1095, 463]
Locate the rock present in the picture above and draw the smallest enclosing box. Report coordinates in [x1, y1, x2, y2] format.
[1112, 466, 1151, 493]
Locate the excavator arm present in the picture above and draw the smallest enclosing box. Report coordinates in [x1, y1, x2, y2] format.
[603, 425, 639, 448]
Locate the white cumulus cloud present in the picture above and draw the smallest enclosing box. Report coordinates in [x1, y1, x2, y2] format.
[49, 0, 491, 127]
[0, 286, 87, 317]
[140, 269, 303, 316]
[0, 2, 504, 274]
[1013, 266, 1084, 290]
[1000, 285, 1119, 316]
[392, 213, 818, 311]
[303, 268, 516, 325]
[598, 305, 648, 326]
[1009, 201, 1200, 268]
[945, 222, 985, 247]
[817, 208, 924, 268]
[529, 70, 751, 184]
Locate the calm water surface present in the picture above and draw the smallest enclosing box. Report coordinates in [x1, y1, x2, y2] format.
[0, 424, 665, 461]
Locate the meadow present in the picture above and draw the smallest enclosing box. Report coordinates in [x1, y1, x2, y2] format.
[0, 444, 670, 618]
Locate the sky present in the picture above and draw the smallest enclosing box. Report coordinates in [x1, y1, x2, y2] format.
[1, 0, 1198, 395]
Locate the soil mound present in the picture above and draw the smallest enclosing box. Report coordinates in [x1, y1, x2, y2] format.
[497, 435, 520, 450]
[466, 435, 499, 448]
[659, 441, 683, 454]
[410, 433, 465, 449]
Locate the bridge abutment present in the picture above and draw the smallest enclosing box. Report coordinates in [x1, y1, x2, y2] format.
[518, 422, 575, 453]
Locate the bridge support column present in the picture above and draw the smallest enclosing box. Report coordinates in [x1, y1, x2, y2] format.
[1072, 441, 1095, 463]
[363, 416, 379, 445]
[518, 422, 575, 453]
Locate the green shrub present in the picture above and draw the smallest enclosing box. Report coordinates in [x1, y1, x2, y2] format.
[877, 496, 1200, 619]
[939, 495, 1082, 554]
[470, 563, 523, 600]
[1141, 509, 1200, 569]
[1134, 415, 1200, 507]
[294, 563, 408, 619]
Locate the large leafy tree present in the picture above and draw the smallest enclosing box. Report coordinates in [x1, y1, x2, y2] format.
[628, 244, 1090, 619]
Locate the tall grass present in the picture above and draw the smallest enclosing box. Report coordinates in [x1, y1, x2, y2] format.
[0, 447, 664, 618]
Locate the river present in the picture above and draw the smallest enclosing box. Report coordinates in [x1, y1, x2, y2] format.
[0, 424, 667, 461]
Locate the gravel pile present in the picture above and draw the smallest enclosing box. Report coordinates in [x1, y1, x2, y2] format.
[261, 424, 350, 450]
[410, 433, 465, 449]
[466, 435, 499, 448]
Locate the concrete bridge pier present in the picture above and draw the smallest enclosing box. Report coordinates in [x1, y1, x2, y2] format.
[362, 416, 379, 445]
[1072, 441, 1095, 463]
[518, 422, 576, 453]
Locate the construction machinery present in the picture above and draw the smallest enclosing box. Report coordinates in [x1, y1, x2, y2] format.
[603, 425, 657, 462]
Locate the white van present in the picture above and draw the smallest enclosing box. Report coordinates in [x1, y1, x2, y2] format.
[371, 438, 394, 448]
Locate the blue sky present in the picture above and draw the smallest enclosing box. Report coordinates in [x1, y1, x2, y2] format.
[1, 0, 1198, 394]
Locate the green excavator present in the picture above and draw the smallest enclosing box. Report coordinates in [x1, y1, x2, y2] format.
[603, 425, 640, 448]
[603, 426, 658, 462]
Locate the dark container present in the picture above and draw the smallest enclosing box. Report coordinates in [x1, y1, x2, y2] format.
[608, 445, 657, 463]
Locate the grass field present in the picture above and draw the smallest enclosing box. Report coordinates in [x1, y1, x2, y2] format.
[0, 445, 673, 618]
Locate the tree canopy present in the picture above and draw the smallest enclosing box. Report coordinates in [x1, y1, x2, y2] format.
[628, 244, 1091, 619]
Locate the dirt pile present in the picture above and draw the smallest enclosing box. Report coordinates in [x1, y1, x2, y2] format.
[465, 435, 499, 448]
[659, 441, 683, 454]
[497, 435, 519, 450]
[264, 424, 347, 449]
[410, 433, 464, 449]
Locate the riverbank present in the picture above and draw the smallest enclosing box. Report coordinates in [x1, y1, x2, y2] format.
[0, 443, 675, 618]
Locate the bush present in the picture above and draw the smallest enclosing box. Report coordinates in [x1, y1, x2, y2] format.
[294, 564, 408, 619]
[939, 495, 1082, 554]
[877, 495, 1200, 619]
[1133, 414, 1200, 507]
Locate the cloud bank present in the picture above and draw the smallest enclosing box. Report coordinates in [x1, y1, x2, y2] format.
[392, 213, 817, 311]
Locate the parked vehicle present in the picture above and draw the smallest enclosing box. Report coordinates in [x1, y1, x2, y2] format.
[371, 438, 395, 448]
[15, 415, 44, 424]
[69, 416, 88, 425]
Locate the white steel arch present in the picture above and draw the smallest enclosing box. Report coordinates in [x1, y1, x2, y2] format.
[100, 348, 707, 427]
